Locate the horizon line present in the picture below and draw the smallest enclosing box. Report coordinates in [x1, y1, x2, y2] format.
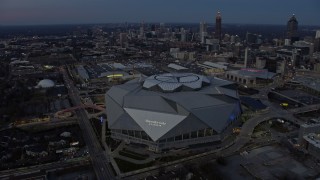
[0, 22, 320, 27]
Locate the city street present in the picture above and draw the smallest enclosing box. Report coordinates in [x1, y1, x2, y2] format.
[61, 67, 115, 180]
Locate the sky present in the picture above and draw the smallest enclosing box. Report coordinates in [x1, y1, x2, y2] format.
[0, 0, 319, 26]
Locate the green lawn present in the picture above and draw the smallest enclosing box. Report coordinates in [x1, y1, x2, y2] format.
[271, 123, 289, 133]
[118, 150, 149, 160]
[114, 158, 155, 173]
[156, 154, 189, 162]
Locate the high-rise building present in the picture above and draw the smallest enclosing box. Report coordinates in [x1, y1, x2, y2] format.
[315, 30, 320, 52]
[159, 23, 165, 33]
[119, 33, 127, 48]
[316, 30, 320, 39]
[139, 21, 144, 39]
[200, 21, 207, 34]
[215, 11, 222, 42]
[287, 14, 298, 39]
[246, 32, 257, 45]
[151, 24, 156, 32]
[200, 21, 207, 44]
[181, 28, 186, 42]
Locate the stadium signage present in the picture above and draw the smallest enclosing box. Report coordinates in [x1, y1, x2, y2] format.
[145, 119, 166, 127]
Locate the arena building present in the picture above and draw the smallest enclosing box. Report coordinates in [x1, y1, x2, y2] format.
[105, 73, 242, 152]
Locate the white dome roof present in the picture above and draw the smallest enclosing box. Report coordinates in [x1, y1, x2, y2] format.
[37, 79, 55, 88]
[143, 73, 211, 92]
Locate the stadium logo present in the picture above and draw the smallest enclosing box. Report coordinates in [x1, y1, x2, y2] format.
[145, 119, 166, 127]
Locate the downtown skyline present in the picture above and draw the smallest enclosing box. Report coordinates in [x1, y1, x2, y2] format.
[0, 0, 320, 26]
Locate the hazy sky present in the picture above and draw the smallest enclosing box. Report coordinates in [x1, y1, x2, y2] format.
[0, 0, 319, 26]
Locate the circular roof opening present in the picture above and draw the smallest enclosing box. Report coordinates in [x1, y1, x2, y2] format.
[143, 73, 211, 92]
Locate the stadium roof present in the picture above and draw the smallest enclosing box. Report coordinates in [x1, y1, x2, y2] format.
[143, 73, 210, 92]
[106, 74, 241, 141]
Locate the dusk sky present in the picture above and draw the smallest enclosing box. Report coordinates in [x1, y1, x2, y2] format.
[0, 0, 319, 26]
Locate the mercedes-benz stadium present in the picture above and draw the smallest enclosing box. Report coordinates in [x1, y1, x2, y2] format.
[105, 73, 242, 152]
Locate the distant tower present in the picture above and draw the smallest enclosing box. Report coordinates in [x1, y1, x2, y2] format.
[160, 23, 165, 33]
[139, 21, 144, 39]
[244, 47, 248, 68]
[315, 30, 320, 52]
[181, 28, 186, 42]
[287, 14, 298, 39]
[215, 11, 222, 42]
[316, 30, 320, 39]
[200, 21, 207, 44]
[119, 33, 127, 48]
[200, 21, 207, 34]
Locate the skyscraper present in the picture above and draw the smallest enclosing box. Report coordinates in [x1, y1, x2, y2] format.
[119, 33, 127, 48]
[139, 21, 144, 39]
[200, 21, 207, 44]
[215, 11, 222, 42]
[199, 21, 207, 35]
[287, 14, 298, 39]
[316, 30, 320, 39]
[315, 30, 320, 52]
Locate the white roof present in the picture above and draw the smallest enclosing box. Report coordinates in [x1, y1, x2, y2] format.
[37, 79, 55, 88]
[168, 63, 188, 70]
[106, 73, 242, 141]
[143, 73, 210, 92]
[112, 63, 126, 69]
[203, 61, 227, 70]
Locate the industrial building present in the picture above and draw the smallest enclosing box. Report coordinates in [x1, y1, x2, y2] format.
[105, 73, 242, 152]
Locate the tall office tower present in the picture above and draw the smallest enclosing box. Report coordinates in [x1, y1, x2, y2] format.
[287, 14, 298, 39]
[200, 21, 207, 44]
[316, 30, 320, 39]
[151, 24, 156, 32]
[181, 29, 186, 42]
[215, 11, 222, 42]
[315, 30, 320, 52]
[246, 32, 257, 45]
[199, 21, 207, 34]
[139, 21, 144, 38]
[244, 47, 248, 68]
[160, 23, 165, 32]
[119, 33, 127, 47]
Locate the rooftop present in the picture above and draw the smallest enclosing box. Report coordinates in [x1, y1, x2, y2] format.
[304, 133, 320, 149]
[228, 68, 276, 79]
[293, 76, 320, 92]
[142, 73, 210, 92]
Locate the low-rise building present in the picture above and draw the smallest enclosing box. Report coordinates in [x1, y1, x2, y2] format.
[225, 68, 276, 86]
[303, 133, 320, 160]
